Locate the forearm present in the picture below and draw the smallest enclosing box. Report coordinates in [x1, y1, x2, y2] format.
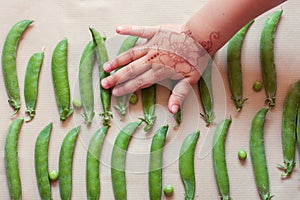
[183, 0, 287, 54]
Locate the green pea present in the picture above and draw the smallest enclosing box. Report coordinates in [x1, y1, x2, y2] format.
[149, 125, 168, 200]
[213, 118, 232, 200]
[179, 131, 200, 200]
[2, 19, 33, 115]
[59, 126, 81, 200]
[24, 50, 44, 122]
[250, 107, 273, 200]
[238, 149, 247, 161]
[260, 10, 283, 107]
[253, 81, 263, 92]
[86, 126, 109, 199]
[278, 80, 300, 177]
[35, 122, 53, 199]
[51, 38, 73, 121]
[49, 170, 59, 182]
[79, 40, 96, 125]
[72, 98, 82, 109]
[4, 118, 24, 200]
[129, 92, 138, 105]
[227, 20, 254, 111]
[163, 185, 174, 196]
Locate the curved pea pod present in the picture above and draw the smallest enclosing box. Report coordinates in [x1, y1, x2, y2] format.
[24, 50, 44, 122]
[89, 27, 112, 126]
[111, 121, 142, 200]
[51, 38, 73, 121]
[260, 10, 283, 107]
[59, 126, 81, 200]
[227, 20, 254, 111]
[2, 19, 33, 115]
[86, 126, 109, 199]
[212, 118, 232, 200]
[114, 36, 139, 118]
[4, 118, 24, 200]
[141, 84, 157, 132]
[149, 125, 168, 200]
[278, 80, 300, 177]
[179, 130, 200, 200]
[250, 107, 273, 200]
[34, 122, 53, 200]
[79, 40, 96, 125]
[198, 56, 215, 126]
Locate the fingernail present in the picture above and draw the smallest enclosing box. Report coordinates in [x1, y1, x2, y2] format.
[116, 26, 123, 33]
[112, 88, 119, 96]
[101, 79, 108, 88]
[103, 62, 110, 71]
[171, 104, 179, 114]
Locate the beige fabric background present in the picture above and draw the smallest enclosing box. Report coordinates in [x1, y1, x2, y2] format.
[0, 0, 300, 199]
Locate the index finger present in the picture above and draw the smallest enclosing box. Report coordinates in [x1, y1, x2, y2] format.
[116, 25, 161, 39]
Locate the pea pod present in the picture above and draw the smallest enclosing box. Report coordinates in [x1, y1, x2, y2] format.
[86, 126, 109, 200]
[4, 118, 24, 200]
[170, 81, 182, 127]
[297, 104, 300, 151]
[114, 36, 139, 117]
[24, 50, 44, 122]
[179, 130, 200, 200]
[212, 118, 232, 200]
[51, 38, 73, 121]
[59, 126, 81, 200]
[278, 80, 300, 177]
[260, 10, 283, 107]
[141, 85, 156, 132]
[198, 56, 215, 125]
[250, 107, 273, 200]
[79, 40, 96, 125]
[89, 27, 112, 126]
[149, 125, 168, 200]
[34, 122, 53, 200]
[111, 121, 142, 200]
[227, 20, 254, 111]
[2, 19, 33, 114]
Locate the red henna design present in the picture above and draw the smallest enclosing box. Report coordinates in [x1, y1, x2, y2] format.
[200, 31, 220, 53]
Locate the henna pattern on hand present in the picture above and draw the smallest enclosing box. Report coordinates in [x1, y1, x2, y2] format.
[200, 31, 220, 53]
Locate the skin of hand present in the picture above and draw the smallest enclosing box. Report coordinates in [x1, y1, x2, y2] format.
[101, 0, 286, 114]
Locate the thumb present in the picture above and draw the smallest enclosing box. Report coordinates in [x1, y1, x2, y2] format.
[168, 79, 193, 114]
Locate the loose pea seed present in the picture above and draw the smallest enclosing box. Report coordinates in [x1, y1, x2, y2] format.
[49, 170, 59, 181]
[163, 185, 174, 196]
[72, 98, 82, 109]
[253, 81, 263, 92]
[129, 93, 138, 104]
[238, 149, 247, 160]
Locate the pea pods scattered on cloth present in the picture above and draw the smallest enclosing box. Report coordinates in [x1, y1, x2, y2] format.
[2, 19, 33, 115]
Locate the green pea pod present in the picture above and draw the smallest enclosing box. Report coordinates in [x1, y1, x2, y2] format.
[297, 104, 300, 152]
[227, 20, 254, 111]
[149, 125, 168, 200]
[89, 27, 112, 126]
[198, 56, 215, 126]
[278, 80, 300, 177]
[51, 38, 73, 121]
[35, 122, 53, 200]
[179, 130, 200, 200]
[86, 126, 109, 200]
[59, 126, 81, 200]
[111, 121, 142, 200]
[24, 50, 44, 122]
[212, 118, 232, 200]
[79, 40, 96, 125]
[170, 80, 182, 127]
[141, 84, 157, 132]
[2, 19, 33, 115]
[250, 107, 273, 200]
[260, 10, 283, 107]
[114, 36, 139, 117]
[4, 118, 24, 200]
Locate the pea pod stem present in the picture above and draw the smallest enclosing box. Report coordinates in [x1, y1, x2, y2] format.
[250, 107, 273, 200]
[2, 19, 33, 115]
[4, 118, 24, 200]
[111, 121, 142, 200]
[24, 50, 44, 122]
[140, 84, 157, 132]
[179, 130, 200, 200]
[86, 126, 109, 200]
[260, 10, 283, 107]
[227, 20, 254, 111]
[79, 40, 96, 125]
[212, 118, 232, 200]
[198, 56, 215, 126]
[149, 125, 168, 200]
[277, 80, 300, 177]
